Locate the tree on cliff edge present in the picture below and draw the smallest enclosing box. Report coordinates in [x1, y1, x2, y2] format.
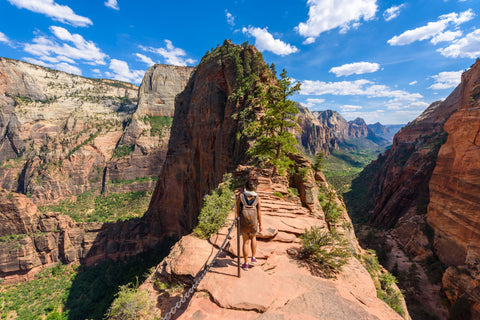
[245, 67, 301, 175]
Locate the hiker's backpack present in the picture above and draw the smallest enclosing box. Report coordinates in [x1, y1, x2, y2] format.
[239, 194, 259, 233]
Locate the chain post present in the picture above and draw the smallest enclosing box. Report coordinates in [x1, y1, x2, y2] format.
[161, 217, 238, 320]
[236, 216, 241, 278]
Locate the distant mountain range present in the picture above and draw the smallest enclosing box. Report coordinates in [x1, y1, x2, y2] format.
[313, 110, 402, 150]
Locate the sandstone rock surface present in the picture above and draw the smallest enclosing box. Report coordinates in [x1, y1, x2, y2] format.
[141, 176, 408, 320]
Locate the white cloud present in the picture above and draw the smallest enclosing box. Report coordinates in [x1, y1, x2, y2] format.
[106, 59, 144, 84]
[302, 98, 325, 109]
[141, 40, 196, 66]
[226, 10, 235, 26]
[409, 81, 417, 85]
[0, 32, 9, 43]
[329, 62, 380, 77]
[340, 105, 363, 111]
[388, 9, 474, 46]
[23, 57, 82, 75]
[429, 70, 462, 90]
[296, 0, 377, 43]
[242, 26, 298, 56]
[135, 53, 155, 66]
[383, 4, 405, 21]
[24, 26, 108, 65]
[7, 0, 92, 27]
[438, 29, 480, 58]
[92, 68, 101, 74]
[301, 79, 423, 102]
[431, 30, 462, 45]
[104, 0, 119, 10]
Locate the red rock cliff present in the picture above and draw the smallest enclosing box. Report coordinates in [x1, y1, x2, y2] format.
[427, 61, 480, 316]
[145, 41, 268, 239]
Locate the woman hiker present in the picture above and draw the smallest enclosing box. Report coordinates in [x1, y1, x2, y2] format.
[236, 179, 262, 271]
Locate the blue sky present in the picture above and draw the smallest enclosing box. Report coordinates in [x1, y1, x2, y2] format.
[1, 0, 479, 124]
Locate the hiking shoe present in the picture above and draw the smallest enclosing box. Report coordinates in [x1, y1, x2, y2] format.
[242, 263, 249, 271]
[251, 257, 257, 265]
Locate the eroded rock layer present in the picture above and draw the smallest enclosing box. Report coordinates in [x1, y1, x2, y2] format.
[0, 58, 192, 203]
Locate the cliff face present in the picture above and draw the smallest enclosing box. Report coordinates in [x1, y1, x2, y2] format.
[135, 64, 194, 118]
[348, 60, 480, 318]
[0, 58, 190, 203]
[360, 92, 459, 228]
[315, 110, 388, 148]
[145, 41, 266, 239]
[316, 110, 350, 140]
[348, 117, 370, 138]
[427, 61, 480, 316]
[296, 105, 337, 155]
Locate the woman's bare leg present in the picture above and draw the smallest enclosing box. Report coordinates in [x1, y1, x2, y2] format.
[251, 235, 257, 259]
[242, 234, 250, 264]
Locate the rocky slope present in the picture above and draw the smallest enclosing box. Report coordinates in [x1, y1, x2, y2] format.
[0, 57, 191, 204]
[347, 59, 480, 318]
[138, 167, 409, 320]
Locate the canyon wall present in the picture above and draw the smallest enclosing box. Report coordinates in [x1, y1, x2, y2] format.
[0, 58, 192, 203]
[347, 60, 480, 318]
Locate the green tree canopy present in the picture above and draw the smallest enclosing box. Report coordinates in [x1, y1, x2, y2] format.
[245, 67, 301, 175]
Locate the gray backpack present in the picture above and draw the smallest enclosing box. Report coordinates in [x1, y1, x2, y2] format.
[239, 194, 258, 233]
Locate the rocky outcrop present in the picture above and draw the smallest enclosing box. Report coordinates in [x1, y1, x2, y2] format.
[136, 64, 194, 118]
[0, 58, 190, 203]
[316, 110, 351, 140]
[145, 41, 267, 238]
[138, 171, 408, 320]
[296, 105, 337, 155]
[348, 117, 370, 138]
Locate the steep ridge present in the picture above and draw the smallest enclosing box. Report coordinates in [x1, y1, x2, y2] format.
[347, 60, 480, 318]
[427, 60, 480, 316]
[144, 41, 267, 238]
[139, 168, 408, 320]
[0, 57, 191, 203]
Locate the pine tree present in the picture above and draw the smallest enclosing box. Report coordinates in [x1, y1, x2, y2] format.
[245, 68, 301, 175]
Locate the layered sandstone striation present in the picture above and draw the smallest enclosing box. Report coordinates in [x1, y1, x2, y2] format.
[0, 58, 190, 203]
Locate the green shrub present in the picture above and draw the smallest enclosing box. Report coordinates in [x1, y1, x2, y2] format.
[39, 191, 152, 223]
[106, 284, 151, 320]
[194, 179, 234, 239]
[288, 187, 299, 197]
[297, 167, 310, 179]
[313, 151, 325, 171]
[273, 191, 283, 198]
[319, 190, 342, 225]
[113, 145, 134, 158]
[300, 227, 350, 278]
[143, 116, 173, 136]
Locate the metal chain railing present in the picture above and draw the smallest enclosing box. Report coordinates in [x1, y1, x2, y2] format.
[161, 217, 240, 320]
